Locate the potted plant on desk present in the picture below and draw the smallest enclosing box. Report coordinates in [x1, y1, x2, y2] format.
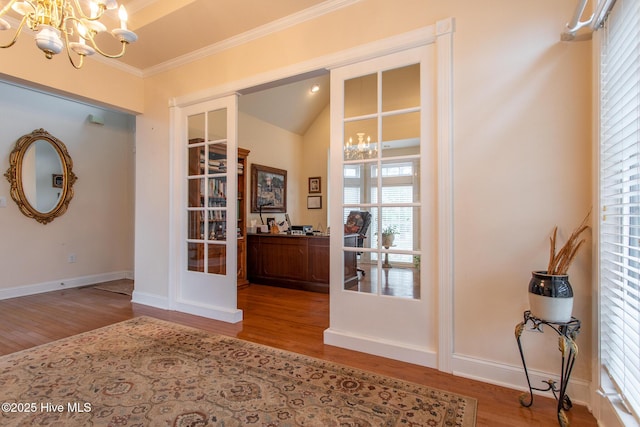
[528, 212, 590, 323]
[380, 225, 399, 248]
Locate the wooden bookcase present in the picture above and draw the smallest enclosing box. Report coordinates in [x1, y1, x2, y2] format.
[188, 139, 249, 288]
[236, 146, 250, 288]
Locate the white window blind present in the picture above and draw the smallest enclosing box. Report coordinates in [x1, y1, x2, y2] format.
[371, 186, 414, 263]
[599, 0, 640, 420]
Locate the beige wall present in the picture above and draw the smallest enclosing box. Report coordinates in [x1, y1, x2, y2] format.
[238, 112, 304, 228]
[0, 0, 593, 402]
[0, 39, 144, 114]
[239, 105, 330, 232]
[135, 0, 592, 392]
[452, 1, 592, 380]
[299, 105, 330, 230]
[0, 81, 135, 294]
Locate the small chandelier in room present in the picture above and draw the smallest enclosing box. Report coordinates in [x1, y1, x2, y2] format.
[344, 132, 377, 160]
[0, 0, 138, 69]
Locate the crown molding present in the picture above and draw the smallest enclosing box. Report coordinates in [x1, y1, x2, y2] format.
[1, 0, 360, 78]
[142, 0, 361, 77]
[170, 24, 439, 109]
[1, 15, 144, 77]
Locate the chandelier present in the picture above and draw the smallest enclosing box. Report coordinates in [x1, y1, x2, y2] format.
[0, 0, 137, 69]
[344, 132, 377, 160]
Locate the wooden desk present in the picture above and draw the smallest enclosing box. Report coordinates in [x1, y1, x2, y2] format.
[247, 233, 358, 293]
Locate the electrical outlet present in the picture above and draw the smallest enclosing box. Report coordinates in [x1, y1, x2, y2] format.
[68, 254, 76, 263]
[0, 196, 6, 208]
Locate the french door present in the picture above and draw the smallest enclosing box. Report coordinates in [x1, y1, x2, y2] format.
[174, 95, 241, 322]
[326, 45, 438, 366]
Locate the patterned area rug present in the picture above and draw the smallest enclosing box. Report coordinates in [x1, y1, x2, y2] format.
[0, 316, 476, 426]
[91, 279, 133, 296]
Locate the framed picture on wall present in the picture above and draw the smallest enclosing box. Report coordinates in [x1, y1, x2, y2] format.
[308, 176, 321, 193]
[307, 195, 322, 209]
[251, 163, 287, 213]
[52, 174, 63, 188]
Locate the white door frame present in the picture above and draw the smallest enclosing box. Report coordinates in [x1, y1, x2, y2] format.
[167, 19, 454, 369]
[324, 21, 453, 370]
[168, 95, 242, 323]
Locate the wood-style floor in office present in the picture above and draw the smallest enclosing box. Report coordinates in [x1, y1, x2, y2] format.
[0, 281, 597, 427]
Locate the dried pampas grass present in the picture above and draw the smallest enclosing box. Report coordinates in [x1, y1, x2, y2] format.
[547, 211, 591, 275]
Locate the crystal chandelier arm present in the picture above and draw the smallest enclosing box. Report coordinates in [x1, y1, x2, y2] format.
[0, 15, 28, 49]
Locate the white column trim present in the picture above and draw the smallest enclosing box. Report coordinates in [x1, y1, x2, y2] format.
[435, 17, 455, 374]
[168, 103, 181, 311]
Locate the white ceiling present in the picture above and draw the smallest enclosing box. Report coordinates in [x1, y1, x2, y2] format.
[119, 0, 331, 71]
[123, 0, 335, 134]
[2, 0, 341, 133]
[239, 72, 329, 135]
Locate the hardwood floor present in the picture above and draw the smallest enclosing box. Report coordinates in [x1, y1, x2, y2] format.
[0, 282, 597, 426]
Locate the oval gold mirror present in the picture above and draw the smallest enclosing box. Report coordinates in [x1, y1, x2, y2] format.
[4, 129, 77, 224]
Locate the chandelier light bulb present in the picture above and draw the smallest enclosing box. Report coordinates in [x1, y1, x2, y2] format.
[0, 0, 138, 68]
[11, 2, 32, 16]
[69, 23, 96, 56]
[344, 132, 377, 160]
[78, 24, 86, 45]
[90, 1, 99, 18]
[118, 5, 128, 30]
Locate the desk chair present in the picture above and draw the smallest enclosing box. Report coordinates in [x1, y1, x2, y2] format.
[344, 210, 371, 278]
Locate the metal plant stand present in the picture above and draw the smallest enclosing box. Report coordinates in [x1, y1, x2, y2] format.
[514, 310, 581, 427]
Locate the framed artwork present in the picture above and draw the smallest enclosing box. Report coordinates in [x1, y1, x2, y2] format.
[52, 174, 63, 188]
[308, 176, 321, 193]
[307, 195, 322, 209]
[251, 163, 287, 213]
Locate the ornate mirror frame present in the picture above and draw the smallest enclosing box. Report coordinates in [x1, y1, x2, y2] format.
[4, 129, 78, 224]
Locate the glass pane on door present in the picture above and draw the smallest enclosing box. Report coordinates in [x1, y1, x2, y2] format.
[208, 109, 227, 141]
[187, 242, 204, 272]
[208, 243, 226, 274]
[188, 146, 205, 175]
[186, 109, 230, 275]
[382, 64, 420, 111]
[381, 112, 420, 157]
[344, 73, 377, 118]
[342, 62, 422, 300]
[188, 113, 205, 142]
[344, 119, 378, 161]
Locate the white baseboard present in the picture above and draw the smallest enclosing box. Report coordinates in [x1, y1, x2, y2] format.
[322, 329, 592, 408]
[172, 299, 243, 324]
[452, 353, 592, 407]
[2, 273, 595, 412]
[323, 328, 438, 368]
[130, 293, 242, 324]
[0, 271, 133, 300]
[131, 290, 170, 310]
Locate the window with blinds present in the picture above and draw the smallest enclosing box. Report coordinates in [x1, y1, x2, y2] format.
[343, 162, 417, 264]
[599, 0, 640, 420]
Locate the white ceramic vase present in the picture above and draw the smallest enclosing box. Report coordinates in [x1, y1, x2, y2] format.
[528, 271, 574, 323]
